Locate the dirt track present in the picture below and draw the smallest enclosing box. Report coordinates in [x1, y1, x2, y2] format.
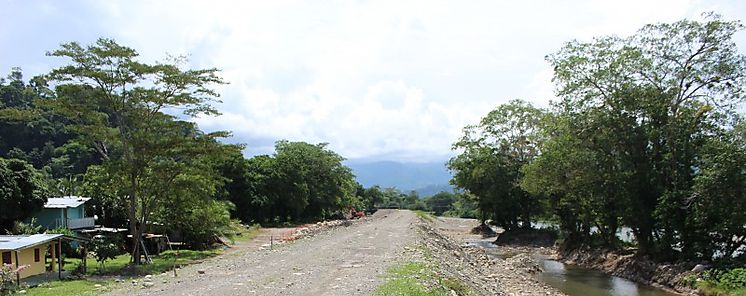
[106, 209, 417, 296]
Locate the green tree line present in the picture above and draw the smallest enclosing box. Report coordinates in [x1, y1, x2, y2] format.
[0, 39, 367, 263]
[449, 14, 745, 263]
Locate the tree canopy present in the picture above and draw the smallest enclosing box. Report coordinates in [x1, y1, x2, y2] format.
[451, 14, 746, 262]
[0, 158, 48, 231]
[46, 38, 227, 263]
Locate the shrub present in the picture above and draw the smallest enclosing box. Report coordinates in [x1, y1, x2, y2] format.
[0, 264, 27, 295]
[700, 268, 746, 295]
[89, 236, 123, 271]
[719, 268, 746, 290]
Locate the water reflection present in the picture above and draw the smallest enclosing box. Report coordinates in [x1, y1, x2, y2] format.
[539, 260, 677, 296]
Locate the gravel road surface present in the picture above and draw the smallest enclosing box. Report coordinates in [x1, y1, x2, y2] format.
[106, 209, 417, 296]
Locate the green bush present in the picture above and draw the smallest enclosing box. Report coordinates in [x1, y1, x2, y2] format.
[89, 236, 123, 271]
[700, 268, 746, 295]
[719, 268, 746, 290]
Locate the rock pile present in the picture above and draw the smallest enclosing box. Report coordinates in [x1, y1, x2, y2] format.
[284, 219, 356, 241]
[418, 221, 565, 296]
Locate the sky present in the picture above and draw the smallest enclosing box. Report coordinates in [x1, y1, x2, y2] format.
[1, 0, 745, 162]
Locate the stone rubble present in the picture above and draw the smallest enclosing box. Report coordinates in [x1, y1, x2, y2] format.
[418, 221, 566, 296]
[284, 219, 357, 241]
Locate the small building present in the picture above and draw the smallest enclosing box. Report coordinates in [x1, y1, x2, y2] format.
[0, 234, 63, 280]
[32, 196, 95, 230]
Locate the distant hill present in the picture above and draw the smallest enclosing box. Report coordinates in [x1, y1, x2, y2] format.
[412, 184, 455, 197]
[345, 160, 454, 195]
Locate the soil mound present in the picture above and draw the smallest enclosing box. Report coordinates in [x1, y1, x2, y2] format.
[494, 228, 556, 247]
[470, 223, 497, 237]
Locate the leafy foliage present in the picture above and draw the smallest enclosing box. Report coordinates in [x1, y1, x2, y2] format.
[0, 157, 48, 233]
[8, 217, 44, 234]
[45, 38, 227, 263]
[223, 141, 359, 224]
[452, 14, 746, 261]
[448, 99, 545, 230]
[89, 236, 123, 270]
[534, 13, 746, 258]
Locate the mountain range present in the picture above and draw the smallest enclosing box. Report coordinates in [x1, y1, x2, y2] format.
[345, 160, 454, 196]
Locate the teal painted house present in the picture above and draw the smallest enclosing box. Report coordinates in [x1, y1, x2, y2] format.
[31, 196, 95, 230]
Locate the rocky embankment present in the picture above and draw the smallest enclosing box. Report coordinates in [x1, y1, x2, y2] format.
[418, 219, 565, 296]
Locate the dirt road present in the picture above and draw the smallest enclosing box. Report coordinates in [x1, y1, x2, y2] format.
[107, 209, 417, 296]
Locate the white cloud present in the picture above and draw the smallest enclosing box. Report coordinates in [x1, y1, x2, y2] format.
[3, 0, 745, 161]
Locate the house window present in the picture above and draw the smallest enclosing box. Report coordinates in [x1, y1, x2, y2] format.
[1, 252, 10, 264]
[34, 248, 40, 262]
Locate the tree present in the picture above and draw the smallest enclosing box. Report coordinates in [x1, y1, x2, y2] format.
[0, 158, 48, 232]
[271, 141, 357, 220]
[211, 145, 254, 222]
[46, 38, 226, 264]
[424, 191, 455, 216]
[689, 121, 746, 259]
[358, 185, 384, 211]
[448, 99, 544, 231]
[443, 192, 479, 218]
[0, 68, 89, 174]
[529, 13, 746, 257]
[89, 235, 123, 271]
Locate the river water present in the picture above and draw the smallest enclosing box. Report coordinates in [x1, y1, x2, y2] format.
[463, 239, 678, 296]
[538, 259, 678, 296]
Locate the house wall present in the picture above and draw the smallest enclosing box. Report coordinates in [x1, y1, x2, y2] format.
[0, 243, 51, 279]
[28, 205, 87, 230]
[68, 205, 84, 220]
[31, 208, 63, 229]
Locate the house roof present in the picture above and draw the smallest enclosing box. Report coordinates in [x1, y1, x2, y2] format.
[44, 196, 91, 209]
[0, 234, 64, 251]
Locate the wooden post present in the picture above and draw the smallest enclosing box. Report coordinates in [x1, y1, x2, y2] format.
[57, 239, 62, 279]
[14, 251, 20, 285]
[50, 243, 56, 272]
[81, 244, 87, 274]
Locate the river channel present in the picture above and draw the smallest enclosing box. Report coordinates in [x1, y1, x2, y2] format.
[464, 239, 679, 296]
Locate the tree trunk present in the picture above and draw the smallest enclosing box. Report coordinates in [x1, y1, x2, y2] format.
[129, 173, 141, 265]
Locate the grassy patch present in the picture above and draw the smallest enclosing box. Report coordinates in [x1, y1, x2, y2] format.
[414, 211, 435, 223]
[375, 261, 473, 296]
[24, 279, 111, 296]
[697, 281, 746, 296]
[376, 262, 441, 296]
[72, 249, 220, 275]
[441, 277, 472, 296]
[230, 223, 262, 243]
[26, 249, 222, 295]
[24, 224, 263, 295]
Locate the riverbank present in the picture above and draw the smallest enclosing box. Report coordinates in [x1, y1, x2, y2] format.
[432, 216, 696, 296]
[558, 248, 697, 295]
[490, 227, 698, 295]
[428, 216, 565, 295]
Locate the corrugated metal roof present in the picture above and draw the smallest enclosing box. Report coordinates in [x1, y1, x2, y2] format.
[0, 234, 64, 251]
[44, 196, 91, 209]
